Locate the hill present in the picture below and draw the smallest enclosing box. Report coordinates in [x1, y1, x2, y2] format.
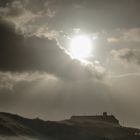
[0, 112, 140, 140]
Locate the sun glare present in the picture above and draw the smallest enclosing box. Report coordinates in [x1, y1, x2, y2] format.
[69, 35, 92, 60]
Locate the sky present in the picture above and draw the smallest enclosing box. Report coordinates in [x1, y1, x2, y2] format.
[0, 0, 140, 128]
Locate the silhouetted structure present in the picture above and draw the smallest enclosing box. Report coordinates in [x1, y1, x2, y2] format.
[71, 112, 119, 125]
[1, 112, 140, 140]
[103, 112, 107, 116]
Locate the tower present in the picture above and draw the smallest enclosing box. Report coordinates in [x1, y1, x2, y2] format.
[103, 112, 107, 116]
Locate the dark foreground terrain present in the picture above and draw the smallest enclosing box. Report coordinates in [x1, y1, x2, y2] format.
[0, 112, 140, 140]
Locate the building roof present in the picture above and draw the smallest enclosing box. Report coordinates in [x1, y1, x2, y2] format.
[70, 113, 119, 125]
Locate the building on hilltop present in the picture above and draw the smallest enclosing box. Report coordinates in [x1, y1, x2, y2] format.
[70, 112, 119, 125]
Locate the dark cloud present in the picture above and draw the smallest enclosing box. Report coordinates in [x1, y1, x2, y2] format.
[111, 48, 140, 65]
[1, 0, 140, 35]
[0, 0, 56, 35]
[0, 21, 103, 80]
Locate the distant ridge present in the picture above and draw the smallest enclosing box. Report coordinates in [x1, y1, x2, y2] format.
[0, 112, 140, 140]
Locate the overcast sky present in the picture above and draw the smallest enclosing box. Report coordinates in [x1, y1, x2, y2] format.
[0, 0, 140, 128]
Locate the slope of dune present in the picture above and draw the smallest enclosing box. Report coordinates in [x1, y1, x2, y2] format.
[0, 112, 140, 140]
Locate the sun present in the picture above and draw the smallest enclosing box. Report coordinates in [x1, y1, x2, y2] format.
[69, 35, 92, 60]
